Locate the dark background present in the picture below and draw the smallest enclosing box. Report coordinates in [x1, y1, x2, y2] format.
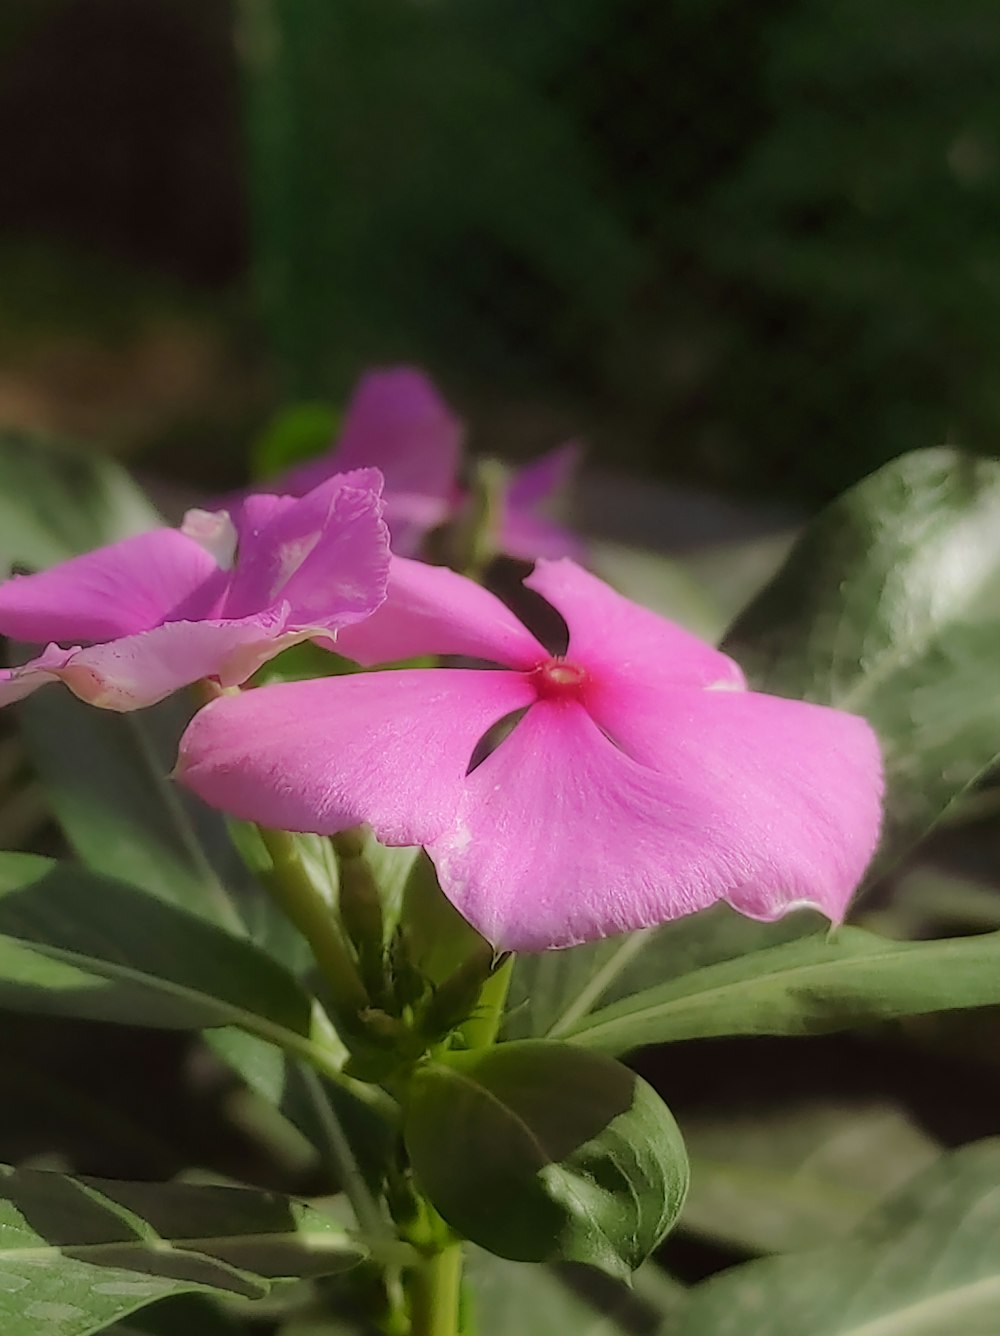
[2, 0, 999, 504]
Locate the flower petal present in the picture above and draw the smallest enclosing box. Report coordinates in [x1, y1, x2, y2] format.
[506, 442, 580, 511]
[0, 529, 222, 644]
[335, 556, 547, 668]
[269, 368, 463, 555]
[584, 679, 884, 924]
[426, 700, 729, 951]
[0, 644, 78, 706]
[331, 367, 463, 502]
[39, 612, 295, 711]
[221, 472, 389, 631]
[525, 558, 745, 691]
[176, 669, 535, 844]
[428, 686, 881, 951]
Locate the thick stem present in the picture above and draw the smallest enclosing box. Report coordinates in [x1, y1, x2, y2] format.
[407, 1245, 464, 1336]
[257, 825, 370, 1018]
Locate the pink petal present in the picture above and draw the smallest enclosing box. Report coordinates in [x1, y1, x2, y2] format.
[221, 472, 389, 631]
[583, 679, 884, 925]
[0, 529, 222, 644]
[331, 367, 463, 503]
[335, 556, 547, 668]
[0, 644, 78, 706]
[36, 612, 296, 711]
[428, 687, 881, 951]
[426, 700, 729, 951]
[506, 442, 580, 511]
[176, 669, 536, 844]
[526, 558, 745, 691]
[498, 510, 587, 563]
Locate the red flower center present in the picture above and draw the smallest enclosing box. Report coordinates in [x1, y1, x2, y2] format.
[532, 657, 588, 700]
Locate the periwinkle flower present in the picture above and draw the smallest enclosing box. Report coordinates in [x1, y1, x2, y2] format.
[177, 557, 883, 951]
[248, 365, 583, 562]
[0, 471, 389, 711]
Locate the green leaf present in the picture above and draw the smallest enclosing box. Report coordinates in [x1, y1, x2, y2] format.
[563, 925, 1000, 1053]
[0, 852, 312, 1043]
[0, 432, 157, 573]
[0, 1165, 365, 1336]
[724, 447, 1000, 869]
[676, 1139, 1000, 1335]
[106, 1295, 241, 1335]
[17, 690, 248, 934]
[680, 1099, 939, 1254]
[506, 906, 816, 1042]
[250, 403, 339, 479]
[404, 1040, 688, 1279]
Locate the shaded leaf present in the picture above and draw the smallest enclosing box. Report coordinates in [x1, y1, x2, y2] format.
[506, 907, 816, 1042]
[0, 852, 312, 1042]
[677, 1139, 1000, 1335]
[681, 1099, 939, 1254]
[564, 925, 1000, 1053]
[17, 690, 248, 934]
[0, 432, 156, 574]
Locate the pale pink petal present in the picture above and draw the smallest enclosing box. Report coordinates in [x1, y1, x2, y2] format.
[221, 472, 389, 631]
[176, 669, 536, 844]
[181, 509, 238, 569]
[499, 509, 587, 563]
[46, 612, 295, 711]
[427, 700, 729, 951]
[0, 644, 78, 706]
[335, 556, 547, 668]
[526, 558, 745, 691]
[0, 529, 222, 644]
[332, 367, 463, 502]
[506, 442, 580, 511]
[428, 688, 881, 951]
[583, 679, 884, 924]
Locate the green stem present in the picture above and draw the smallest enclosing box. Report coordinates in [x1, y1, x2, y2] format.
[460, 954, 514, 1050]
[257, 825, 370, 1018]
[408, 1244, 464, 1336]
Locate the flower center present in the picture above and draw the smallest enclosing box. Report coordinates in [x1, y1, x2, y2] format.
[532, 657, 588, 699]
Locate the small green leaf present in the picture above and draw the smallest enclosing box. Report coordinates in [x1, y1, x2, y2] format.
[0, 852, 312, 1042]
[0, 1166, 365, 1336]
[724, 447, 1000, 870]
[563, 926, 1000, 1053]
[404, 1040, 688, 1278]
[250, 403, 338, 480]
[677, 1139, 1000, 1335]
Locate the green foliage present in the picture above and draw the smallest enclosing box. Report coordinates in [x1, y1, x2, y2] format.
[0, 1165, 365, 1336]
[679, 1099, 939, 1255]
[404, 1041, 688, 1278]
[561, 925, 1000, 1053]
[0, 852, 311, 1037]
[677, 1139, 1000, 1334]
[0, 432, 156, 573]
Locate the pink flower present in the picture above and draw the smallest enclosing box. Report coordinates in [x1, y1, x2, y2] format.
[177, 557, 883, 951]
[246, 367, 464, 558]
[244, 365, 583, 562]
[0, 471, 389, 712]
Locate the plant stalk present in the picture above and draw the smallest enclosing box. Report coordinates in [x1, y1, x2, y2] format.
[407, 1244, 464, 1336]
[257, 825, 370, 1018]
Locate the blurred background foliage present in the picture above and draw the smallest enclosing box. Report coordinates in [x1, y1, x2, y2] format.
[1, 0, 999, 503]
